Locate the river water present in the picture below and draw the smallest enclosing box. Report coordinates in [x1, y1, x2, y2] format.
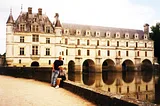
[67, 71, 160, 105]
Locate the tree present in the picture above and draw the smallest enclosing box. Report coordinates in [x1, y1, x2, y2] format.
[150, 23, 160, 63]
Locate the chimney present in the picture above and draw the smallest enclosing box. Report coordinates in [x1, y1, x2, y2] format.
[38, 8, 42, 15]
[28, 7, 32, 14]
[143, 23, 149, 35]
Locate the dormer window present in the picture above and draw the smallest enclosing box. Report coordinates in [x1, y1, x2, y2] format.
[95, 31, 100, 37]
[85, 30, 90, 36]
[144, 34, 148, 40]
[46, 26, 50, 33]
[115, 32, 120, 38]
[32, 25, 39, 32]
[124, 33, 129, 39]
[134, 33, 139, 39]
[76, 29, 81, 35]
[105, 32, 111, 38]
[64, 29, 69, 35]
[19, 24, 26, 32]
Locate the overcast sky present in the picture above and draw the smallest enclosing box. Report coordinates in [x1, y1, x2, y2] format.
[0, 0, 160, 54]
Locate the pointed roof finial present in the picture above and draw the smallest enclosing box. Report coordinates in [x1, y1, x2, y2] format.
[10, 8, 12, 15]
[21, 4, 23, 12]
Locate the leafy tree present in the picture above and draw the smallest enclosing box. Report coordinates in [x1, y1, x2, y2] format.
[150, 23, 160, 63]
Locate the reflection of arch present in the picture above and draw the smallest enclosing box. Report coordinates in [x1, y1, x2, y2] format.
[102, 71, 116, 85]
[31, 61, 39, 67]
[82, 73, 95, 86]
[68, 60, 75, 73]
[83, 59, 95, 73]
[142, 71, 153, 82]
[122, 71, 135, 83]
[141, 59, 153, 71]
[102, 59, 115, 71]
[122, 59, 134, 71]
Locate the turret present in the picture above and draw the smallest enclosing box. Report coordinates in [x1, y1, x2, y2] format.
[54, 13, 62, 36]
[6, 9, 14, 66]
[6, 9, 14, 34]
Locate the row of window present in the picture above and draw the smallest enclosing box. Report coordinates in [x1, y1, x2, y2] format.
[20, 36, 149, 48]
[18, 59, 52, 65]
[19, 24, 52, 33]
[20, 47, 148, 57]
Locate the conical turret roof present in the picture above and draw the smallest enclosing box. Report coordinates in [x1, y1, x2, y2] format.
[6, 9, 14, 24]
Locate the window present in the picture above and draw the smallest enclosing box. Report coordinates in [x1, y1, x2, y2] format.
[136, 42, 138, 48]
[97, 40, 99, 46]
[65, 38, 68, 45]
[46, 27, 50, 33]
[117, 41, 119, 47]
[87, 40, 90, 45]
[78, 49, 81, 56]
[126, 51, 129, 56]
[19, 59, 21, 64]
[119, 87, 121, 93]
[126, 42, 128, 47]
[66, 49, 68, 55]
[98, 50, 101, 56]
[145, 43, 147, 48]
[62, 51, 64, 56]
[46, 48, 50, 55]
[127, 86, 129, 93]
[107, 50, 110, 56]
[107, 41, 110, 46]
[146, 85, 148, 91]
[32, 35, 39, 42]
[145, 51, 147, 57]
[108, 88, 110, 92]
[46, 38, 50, 44]
[32, 46, 38, 55]
[118, 51, 121, 56]
[49, 60, 51, 65]
[32, 25, 39, 32]
[77, 39, 80, 45]
[20, 36, 24, 43]
[20, 24, 25, 31]
[87, 50, 90, 56]
[137, 51, 140, 56]
[138, 86, 140, 92]
[20, 48, 24, 55]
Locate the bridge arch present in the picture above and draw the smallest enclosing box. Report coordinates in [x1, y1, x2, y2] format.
[102, 71, 116, 85]
[102, 59, 115, 71]
[31, 61, 39, 67]
[122, 59, 134, 71]
[68, 60, 75, 73]
[141, 59, 153, 71]
[82, 59, 95, 73]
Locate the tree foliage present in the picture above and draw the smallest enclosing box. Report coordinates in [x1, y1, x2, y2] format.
[150, 23, 160, 63]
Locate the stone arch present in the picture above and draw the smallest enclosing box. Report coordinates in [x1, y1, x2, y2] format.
[82, 59, 95, 73]
[122, 59, 134, 71]
[102, 59, 115, 71]
[122, 71, 135, 83]
[102, 71, 116, 85]
[82, 73, 95, 86]
[68, 60, 75, 73]
[141, 59, 153, 71]
[31, 61, 39, 67]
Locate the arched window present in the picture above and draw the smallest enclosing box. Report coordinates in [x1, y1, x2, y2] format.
[117, 41, 119, 47]
[87, 50, 90, 56]
[118, 51, 121, 56]
[77, 39, 80, 45]
[65, 38, 68, 45]
[107, 41, 110, 46]
[87, 40, 90, 45]
[97, 40, 99, 46]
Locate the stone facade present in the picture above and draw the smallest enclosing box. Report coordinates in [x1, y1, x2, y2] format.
[6, 7, 154, 72]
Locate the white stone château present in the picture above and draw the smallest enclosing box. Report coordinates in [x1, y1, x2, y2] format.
[6, 7, 154, 72]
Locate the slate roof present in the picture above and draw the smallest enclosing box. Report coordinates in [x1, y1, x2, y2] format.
[62, 23, 145, 39]
[13, 12, 54, 32]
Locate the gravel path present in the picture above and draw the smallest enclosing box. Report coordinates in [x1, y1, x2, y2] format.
[0, 75, 95, 106]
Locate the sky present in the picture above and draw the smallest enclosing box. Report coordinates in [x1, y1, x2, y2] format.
[0, 0, 160, 54]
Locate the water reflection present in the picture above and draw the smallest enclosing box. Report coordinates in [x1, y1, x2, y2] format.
[68, 70, 159, 104]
